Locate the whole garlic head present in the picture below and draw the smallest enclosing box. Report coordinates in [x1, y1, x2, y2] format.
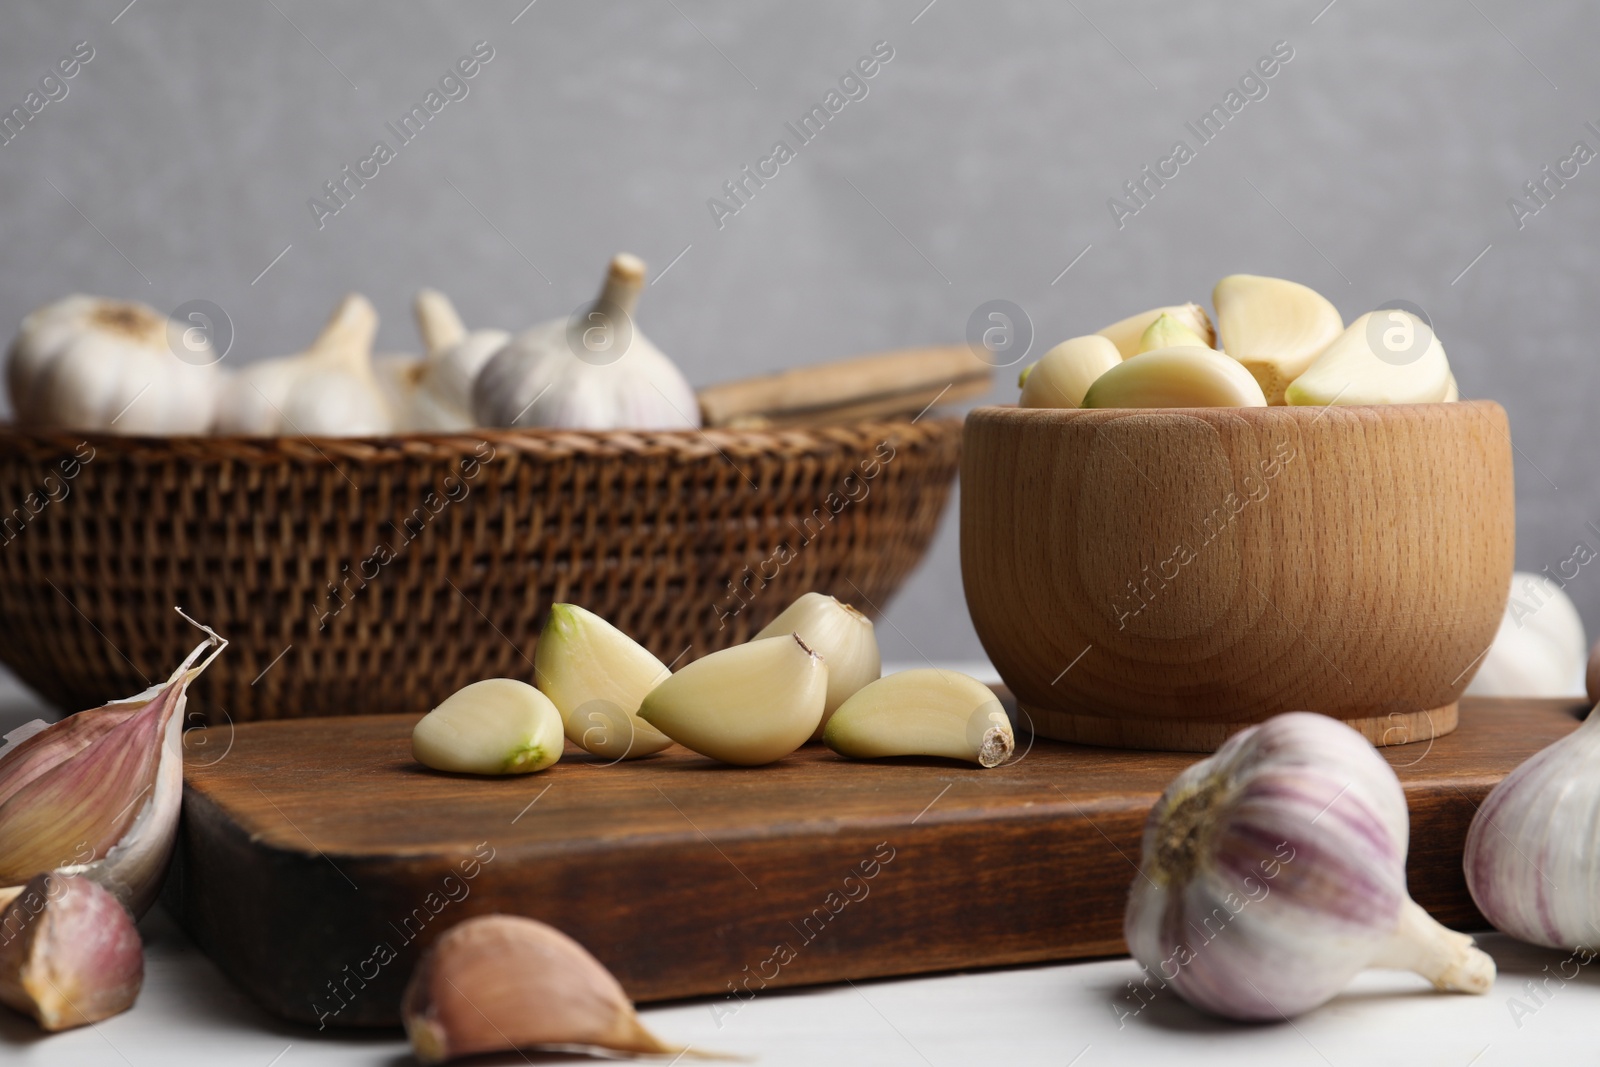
[7, 296, 221, 434]
[376, 291, 510, 432]
[1465, 571, 1587, 698]
[214, 294, 394, 436]
[472, 254, 700, 431]
[1125, 712, 1493, 1021]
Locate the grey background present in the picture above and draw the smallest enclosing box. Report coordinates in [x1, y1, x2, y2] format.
[0, 0, 1594, 678]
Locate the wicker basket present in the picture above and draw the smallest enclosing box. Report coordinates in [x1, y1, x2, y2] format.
[0, 417, 959, 723]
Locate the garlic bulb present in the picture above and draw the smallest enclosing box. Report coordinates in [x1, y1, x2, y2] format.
[213, 293, 394, 436]
[375, 290, 510, 432]
[1126, 711, 1493, 1020]
[0, 872, 143, 1032]
[471, 254, 700, 431]
[6, 295, 220, 433]
[753, 592, 880, 737]
[1464, 708, 1600, 948]
[1465, 571, 1587, 698]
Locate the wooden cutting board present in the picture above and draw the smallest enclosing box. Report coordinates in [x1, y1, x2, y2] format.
[168, 695, 1583, 1029]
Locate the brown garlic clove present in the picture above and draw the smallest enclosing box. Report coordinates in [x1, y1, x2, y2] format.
[0, 872, 143, 1031]
[403, 915, 683, 1064]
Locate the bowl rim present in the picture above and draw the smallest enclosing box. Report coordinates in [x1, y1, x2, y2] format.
[966, 399, 1501, 422]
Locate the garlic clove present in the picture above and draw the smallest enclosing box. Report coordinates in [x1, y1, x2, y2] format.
[753, 593, 881, 738]
[1136, 312, 1212, 355]
[403, 915, 683, 1064]
[534, 604, 673, 760]
[823, 669, 1013, 768]
[1443, 371, 1459, 402]
[1213, 274, 1343, 405]
[1284, 309, 1452, 407]
[412, 679, 565, 775]
[1081, 346, 1268, 408]
[637, 635, 826, 765]
[1095, 303, 1215, 359]
[1017, 335, 1122, 410]
[0, 873, 143, 1032]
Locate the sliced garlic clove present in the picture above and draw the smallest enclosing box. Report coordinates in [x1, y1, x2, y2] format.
[1081, 346, 1268, 408]
[1285, 310, 1452, 407]
[638, 635, 826, 765]
[753, 593, 880, 738]
[534, 604, 673, 760]
[0, 872, 143, 1032]
[412, 680, 565, 775]
[403, 915, 683, 1064]
[823, 669, 1013, 768]
[1095, 303, 1215, 359]
[1213, 274, 1343, 405]
[1017, 335, 1122, 410]
[1136, 312, 1212, 355]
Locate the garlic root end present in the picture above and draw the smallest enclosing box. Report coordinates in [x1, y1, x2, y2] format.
[1372, 898, 1495, 994]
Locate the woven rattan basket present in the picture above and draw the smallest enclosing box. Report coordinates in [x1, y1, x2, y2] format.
[0, 417, 960, 723]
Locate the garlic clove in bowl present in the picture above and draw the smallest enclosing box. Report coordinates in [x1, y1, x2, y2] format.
[1017, 335, 1121, 410]
[1081, 346, 1268, 408]
[1094, 302, 1214, 359]
[1284, 309, 1452, 407]
[1213, 274, 1343, 405]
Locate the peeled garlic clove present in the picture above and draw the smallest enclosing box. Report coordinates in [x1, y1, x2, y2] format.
[1017, 335, 1122, 410]
[1082, 346, 1268, 408]
[534, 604, 673, 760]
[403, 915, 680, 1063]
[1213, 274, 1343, 404]
[638, 635, 826, 765]
[1285, 310, 1451, 406]
[1126, 712, 1493, 1021]
[1095, 303, 1215, 358]
[753, 593, 880, 737]
[412, 679, 565, 775]
[1136, 312, 1211, 354]
[823, 669, 1012, 768]
[0, 873, 143, 1032]
[1443, 372, 1459, 402]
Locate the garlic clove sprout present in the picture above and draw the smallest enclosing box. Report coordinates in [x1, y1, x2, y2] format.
[1284, 309, 1452, 407]
[1126, 711, 1493, 1021]
[0, 615, 226, 917]
[7, 296, 221, 434]
[1465, 572, 1587, 698]
[1136, 311, 1212, 355]
[1095, 303, 1215, 359]
[753, 592, 880, 738]
[412, 679, 565, 776]
[637, 635, 826, 765]
[377, 291, 511, 432]
[471, 253, 701, 431]
[1017, 335, 1121, 410]
[213, 293, 395, 436]
[533, 604, 673, 760]
[823, 669, 1012, 768]
[1082, 346, 1268, 408]
[403, 915, 684, 1064]
[1213, 274, 1343, 405]
[0, 872, 143, 1032]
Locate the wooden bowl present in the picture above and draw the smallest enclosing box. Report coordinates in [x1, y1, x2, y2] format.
[960, 401, 1515, 752]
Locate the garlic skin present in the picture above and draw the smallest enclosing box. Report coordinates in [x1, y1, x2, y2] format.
[1126, 712, 1493, 1020]
[0, 872, 144, 1032]
[375, 291, 510, 432]
[403, 915, 680, 1063]
[823, 669, 1012, 767]
[1017, 335, 1121, 410]
[1285, 310, 1452, 407]
[1095, 302, 1215, 359]
[1082, 346, 1268, 408]
[471, 254, 700, 431]
[753, 593, 880, 737]
[534, 604, 673, 760]
[1465, 571, 1587, 698]
[6, 295, 220, 434]
[412, 679, 565, 775]
[213, 293, 394, 436]
[638, 634, 826, 765]
[1213, 274, 1343, 405]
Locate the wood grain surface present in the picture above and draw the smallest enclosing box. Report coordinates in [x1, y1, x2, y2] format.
[168, 695, 1577, 1028]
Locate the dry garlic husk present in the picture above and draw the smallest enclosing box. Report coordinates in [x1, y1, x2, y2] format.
[412, 679, 565, 775]
[403, 915, 682, 1064]
[375, 290, 510, 432]
[6, 295, 220, 433]
[472, 253, 700, 431]
[753, 593, 880, 737]
[1126, 712, 1493, 1020]
[534, 604, 672, 760]
[1017, 335, 1121, 409]
[1095, 303, 1214, 358]
[823, 669, 1012, 768]
[0, 872, 143, 1032]
[1082, 346, 1268, 408]
[1213, 274, 1343, 405]
[0, 617, 226, 917]
[1465, 572, 1587, 699]
[1137, 311, 1212, 354]
[1285, 309, 1451, 406]
[638, 634, 826, 765]
[1464, 708, 1600, 948]
[213, 293, 394, 435]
